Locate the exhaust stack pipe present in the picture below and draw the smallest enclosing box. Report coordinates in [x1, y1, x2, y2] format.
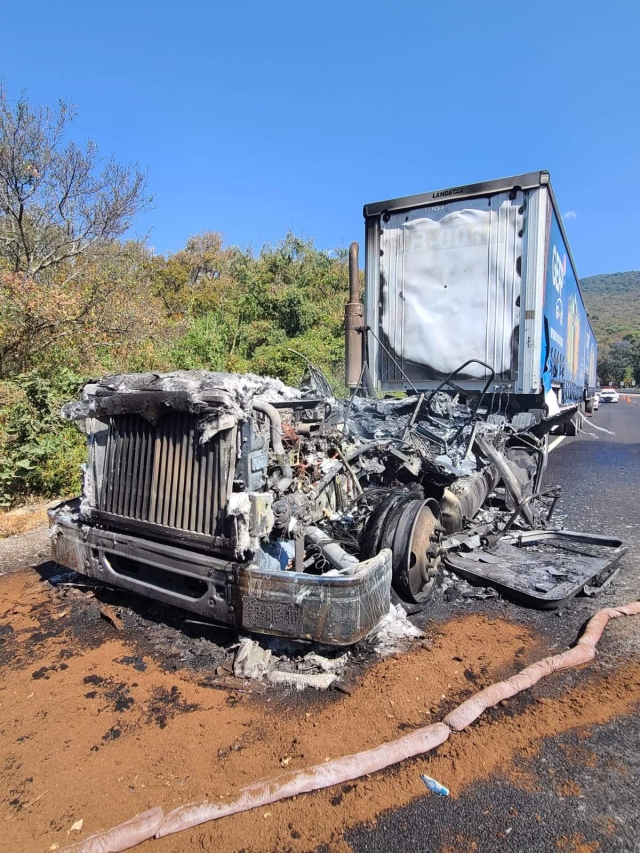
[345, 242, 365, 394]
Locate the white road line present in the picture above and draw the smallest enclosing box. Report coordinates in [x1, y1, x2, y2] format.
[548, 435, 566, 452]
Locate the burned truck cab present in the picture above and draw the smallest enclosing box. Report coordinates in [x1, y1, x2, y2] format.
[49, 372, 392, 646]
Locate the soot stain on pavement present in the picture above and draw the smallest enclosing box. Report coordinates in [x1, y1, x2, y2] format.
[101, 726, 122, 742]
[82, 674, 136, 713]
[146, 685, 200, 729]
[0, 563, 239, 685]
[116, 654, 147, 672]
[7, 775, 34, 814]
[0, 566, 116, 672]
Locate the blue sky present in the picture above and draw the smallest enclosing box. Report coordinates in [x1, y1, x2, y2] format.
[2, 0, 639, 276]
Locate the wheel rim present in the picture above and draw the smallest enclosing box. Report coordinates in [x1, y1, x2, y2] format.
[361, 493, 443, 603]
[390, 498, 442, 602]
[406, 503, 440, 598]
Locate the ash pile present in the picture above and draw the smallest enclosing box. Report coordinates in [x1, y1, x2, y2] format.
[228, 603, 423, 691]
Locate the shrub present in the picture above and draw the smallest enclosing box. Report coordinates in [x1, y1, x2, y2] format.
[0, 370, 86, 506]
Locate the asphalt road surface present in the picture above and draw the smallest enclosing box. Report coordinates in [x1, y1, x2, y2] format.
[349, 397, 640, 853]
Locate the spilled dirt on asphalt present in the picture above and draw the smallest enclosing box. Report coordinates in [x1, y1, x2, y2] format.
[0, 566, 638, 853]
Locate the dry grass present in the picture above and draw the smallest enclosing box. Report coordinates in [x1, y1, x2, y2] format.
[0, 503, 49, 539]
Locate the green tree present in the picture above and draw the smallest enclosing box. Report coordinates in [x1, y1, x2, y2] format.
[0, 370, 86, 506]
[599, 339, 638, 385]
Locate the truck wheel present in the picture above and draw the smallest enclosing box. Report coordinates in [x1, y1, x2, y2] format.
[585, 399, 594, 414]
[364, 495, 443, 603]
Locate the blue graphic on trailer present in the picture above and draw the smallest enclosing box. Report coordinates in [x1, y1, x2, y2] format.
[541, 211, 595, 400]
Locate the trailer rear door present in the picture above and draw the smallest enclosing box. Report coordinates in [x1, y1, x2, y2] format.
[377, 190, 524, 386]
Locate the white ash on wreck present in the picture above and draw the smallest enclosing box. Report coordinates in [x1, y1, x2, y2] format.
[48, 359, 625, 646]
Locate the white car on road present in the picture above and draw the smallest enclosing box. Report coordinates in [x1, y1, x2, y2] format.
[599, 387, 619, 403]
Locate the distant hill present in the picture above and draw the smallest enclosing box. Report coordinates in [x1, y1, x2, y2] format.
[580, 271, 640, 351]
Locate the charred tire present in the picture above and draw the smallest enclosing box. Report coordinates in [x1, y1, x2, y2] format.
[362, 493, 414, 558]
[363, 495, 442, 603]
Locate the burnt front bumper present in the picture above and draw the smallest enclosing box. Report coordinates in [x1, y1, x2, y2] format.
[48, 500, 392, 646]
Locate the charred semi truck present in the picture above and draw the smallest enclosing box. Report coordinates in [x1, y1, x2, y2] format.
[50, 172, 623, 645]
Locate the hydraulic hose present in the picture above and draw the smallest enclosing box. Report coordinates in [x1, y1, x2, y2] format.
[252, 399, 293, 480]
[305, 526, 359, 574]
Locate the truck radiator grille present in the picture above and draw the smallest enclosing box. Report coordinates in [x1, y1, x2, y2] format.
[95, 413, 236, 536]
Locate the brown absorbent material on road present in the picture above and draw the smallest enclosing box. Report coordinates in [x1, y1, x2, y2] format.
[444, 602, 640, 731]
[155, 723, 452, 840]
[0, 568, 530, 851]
[62, 601, 640, 853]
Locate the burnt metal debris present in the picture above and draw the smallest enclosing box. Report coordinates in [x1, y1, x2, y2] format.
[49, 364, 626, 646]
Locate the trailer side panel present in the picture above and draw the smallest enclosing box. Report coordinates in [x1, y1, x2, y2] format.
[541, 208, 597, 403]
